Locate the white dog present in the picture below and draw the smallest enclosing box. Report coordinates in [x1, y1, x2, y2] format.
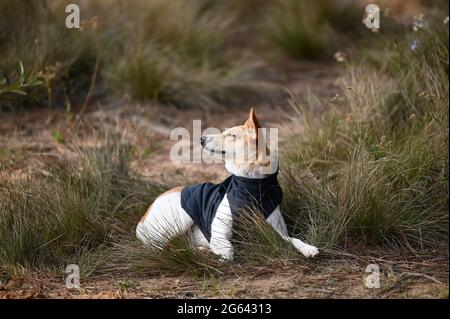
[136, 108, 319, 261]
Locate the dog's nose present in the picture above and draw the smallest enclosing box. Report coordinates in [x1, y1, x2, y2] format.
[200, 136, 206, 147]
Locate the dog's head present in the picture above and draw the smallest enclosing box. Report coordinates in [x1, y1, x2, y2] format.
[200, 108, 278, 178]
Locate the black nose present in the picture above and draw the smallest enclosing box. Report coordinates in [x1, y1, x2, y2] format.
[200, 136, 206, 146]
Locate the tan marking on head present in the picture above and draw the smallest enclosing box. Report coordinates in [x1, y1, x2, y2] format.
[139, 186, 184, 224]
[221, 125, 247, 145]
[216, 109, 272, 172]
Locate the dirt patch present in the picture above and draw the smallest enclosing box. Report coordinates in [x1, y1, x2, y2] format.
[0, 252, 447, 299]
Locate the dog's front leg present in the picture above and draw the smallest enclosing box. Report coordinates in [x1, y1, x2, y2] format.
[209, 195, 234, 261]
[266, 206, 319, 258]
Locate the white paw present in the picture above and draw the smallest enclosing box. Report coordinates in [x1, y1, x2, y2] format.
[219, 254, 234, 262]
[299, 244, 319, 258]
[210, 245, 234, 262]
[291, 238, 319, 258]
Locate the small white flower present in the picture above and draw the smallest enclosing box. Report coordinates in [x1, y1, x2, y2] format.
[334, 51, 346, 63]
[413, 14, 427, 31]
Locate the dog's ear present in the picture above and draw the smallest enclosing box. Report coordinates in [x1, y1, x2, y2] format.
[244, 107, 261, 132]
[245, 107, 265, 159]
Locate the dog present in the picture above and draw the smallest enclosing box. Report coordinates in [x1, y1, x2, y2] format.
[136, 108, 319, 261]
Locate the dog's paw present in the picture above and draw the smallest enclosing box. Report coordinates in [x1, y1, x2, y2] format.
[219, 255, 234, 263]
[216, 251, 234, 263]
[299, 244, 319, 258]
[291, 238, 319, 258]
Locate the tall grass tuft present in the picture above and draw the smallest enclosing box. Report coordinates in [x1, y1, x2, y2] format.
[267, 0, 363, 60]
[112, 46, 260, 109]
[268, 0, 331, 60]
[232, 210, 300, 265]
[0, 140, 165, 275]
[280, 16, 449, 249]
[109, 232, 222, 277]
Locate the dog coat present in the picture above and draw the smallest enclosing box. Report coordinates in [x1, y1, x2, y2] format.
[181, 171, 283, 241]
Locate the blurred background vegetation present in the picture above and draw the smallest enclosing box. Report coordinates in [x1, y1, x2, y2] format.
[0, 0, 401, 110]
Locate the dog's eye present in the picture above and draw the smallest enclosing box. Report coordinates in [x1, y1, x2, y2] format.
[226, 134, 237, 138]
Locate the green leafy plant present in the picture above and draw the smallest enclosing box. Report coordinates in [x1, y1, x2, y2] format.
[0, 61, 43, 103]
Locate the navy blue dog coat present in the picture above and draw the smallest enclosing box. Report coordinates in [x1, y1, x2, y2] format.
[181, 171, 283, 241]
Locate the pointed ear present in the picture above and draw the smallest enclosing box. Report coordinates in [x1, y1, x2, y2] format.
[245, 108, 264, 159]
[244, 107, 261, 131]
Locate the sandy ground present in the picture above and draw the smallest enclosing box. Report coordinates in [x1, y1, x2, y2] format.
[0, 251, 447, 299]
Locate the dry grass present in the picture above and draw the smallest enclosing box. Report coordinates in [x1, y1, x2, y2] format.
[0, 137, 166, 276]
[0, 0, 448, 291]
[280, 15, 449, 250]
